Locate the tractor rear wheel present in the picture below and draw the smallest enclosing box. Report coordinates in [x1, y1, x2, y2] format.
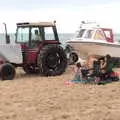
[37, 45, 67, 76]
[0, 63, 16, 80]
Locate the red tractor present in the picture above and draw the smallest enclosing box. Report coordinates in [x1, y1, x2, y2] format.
[0, 21, 67, 80]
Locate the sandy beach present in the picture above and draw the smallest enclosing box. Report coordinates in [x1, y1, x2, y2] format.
[0, 66, 120, 120]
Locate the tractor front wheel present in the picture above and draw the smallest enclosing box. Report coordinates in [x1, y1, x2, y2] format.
[0, 63, 16, 80]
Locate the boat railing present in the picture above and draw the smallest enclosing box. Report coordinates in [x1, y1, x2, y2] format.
[80, 21, 100, 29]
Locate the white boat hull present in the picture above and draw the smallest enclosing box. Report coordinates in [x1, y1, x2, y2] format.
[67, 40, 120, 59]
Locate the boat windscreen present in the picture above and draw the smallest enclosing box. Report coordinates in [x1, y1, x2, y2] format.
[84, 30, 94, 38]
[76, 29, 86, 38]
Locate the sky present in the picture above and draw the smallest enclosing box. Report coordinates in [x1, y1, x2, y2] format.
[0, 0, 120, 33]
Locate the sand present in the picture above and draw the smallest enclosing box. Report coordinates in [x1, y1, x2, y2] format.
[0, 66, 120, 120]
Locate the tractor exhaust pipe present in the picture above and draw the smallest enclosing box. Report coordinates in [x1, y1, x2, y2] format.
[3, 23, 10, 44]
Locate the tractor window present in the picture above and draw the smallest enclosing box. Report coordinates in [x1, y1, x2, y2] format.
[31, 27, 42, 41]
[17, 27, 29, 42]
[44, 27, 55, 40]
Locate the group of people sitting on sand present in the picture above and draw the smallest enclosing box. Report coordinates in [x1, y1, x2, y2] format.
[69, 54, 119, 85]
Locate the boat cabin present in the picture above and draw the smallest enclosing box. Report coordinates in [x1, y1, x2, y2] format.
[75, 21, 114, 43]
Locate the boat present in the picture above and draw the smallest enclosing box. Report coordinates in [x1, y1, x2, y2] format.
[66, 21, 120, 60]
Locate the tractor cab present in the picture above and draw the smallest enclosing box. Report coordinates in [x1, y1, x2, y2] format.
[16, 21, 60, 48]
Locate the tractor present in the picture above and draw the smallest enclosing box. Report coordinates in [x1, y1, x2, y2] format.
[0, 21, 67, 80]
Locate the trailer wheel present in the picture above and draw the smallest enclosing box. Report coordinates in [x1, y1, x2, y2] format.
[69, 52, 78, 65]
[0, 63, 16, 80]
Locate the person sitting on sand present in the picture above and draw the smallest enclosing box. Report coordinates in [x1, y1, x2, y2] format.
[87, 55, 113, 84]
[73, 62, 82, 82]
[71, 62, 88, 83]
[87, 55, 98, 76]
[100, 54, 113, 74]
[92, 59, 102, 83]
[95, 54, 119, 84]
[99, 54, 115, 82]
[87, 55, 97, 69]
[86, 56, 104, 84]
[81, 62, 89, 81]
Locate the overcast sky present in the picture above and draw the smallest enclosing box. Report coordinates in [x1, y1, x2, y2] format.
[0, 0, 120, 33]
[0, 0, 117, 8]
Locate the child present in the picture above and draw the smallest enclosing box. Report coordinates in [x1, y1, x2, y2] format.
[64, 62, 88, 85]
[71, 62, 88, 83]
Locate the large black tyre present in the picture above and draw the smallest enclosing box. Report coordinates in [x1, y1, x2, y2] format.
[0, 63, 16, 80]
[37, 45, 67, 76]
